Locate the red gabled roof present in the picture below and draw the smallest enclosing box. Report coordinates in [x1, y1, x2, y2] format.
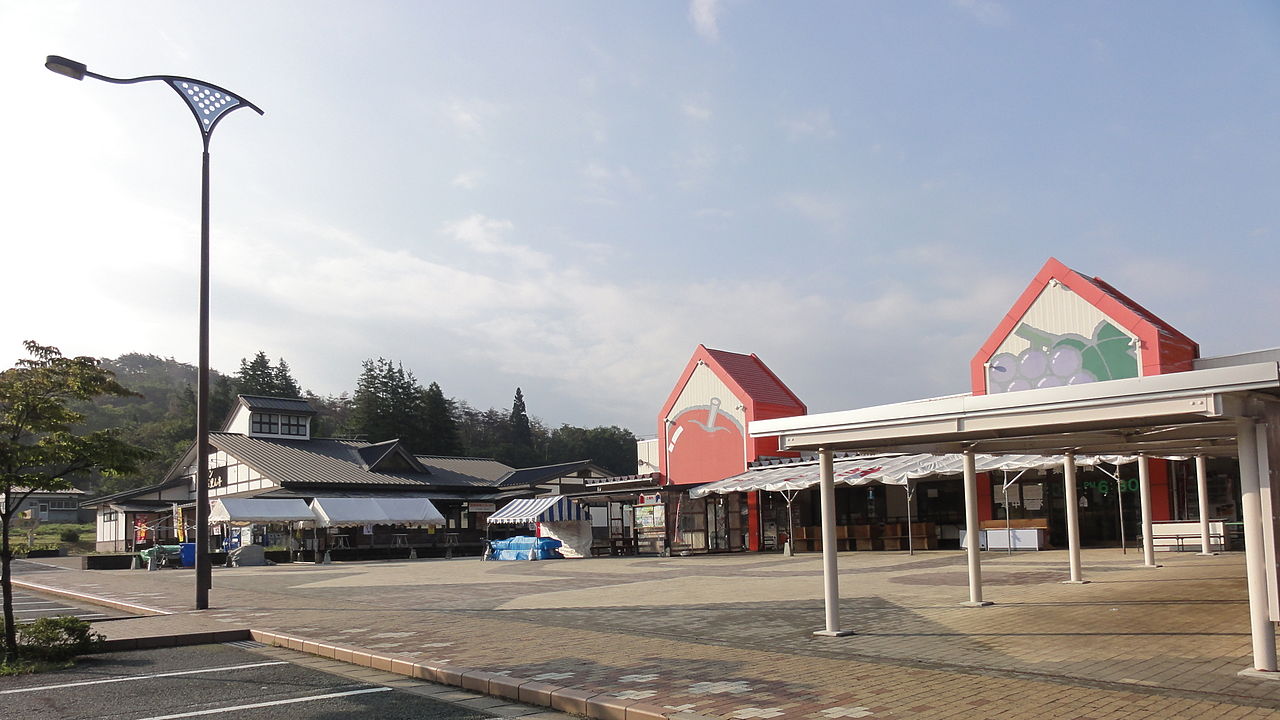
[704, 348, 806, 409]
[659, 345, 806, 425]
[970, 257, 1199, 394]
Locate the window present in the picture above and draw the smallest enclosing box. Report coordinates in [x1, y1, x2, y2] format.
[251, 413, 280, 434]
[50, 499, 78, 510]
[281, 415, 307, 436]
[103, 511, 118, 523]
[252, 413, 306, 436]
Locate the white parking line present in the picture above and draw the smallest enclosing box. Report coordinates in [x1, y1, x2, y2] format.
[133, 687, 393, 719]
[0, 661, 290, 694]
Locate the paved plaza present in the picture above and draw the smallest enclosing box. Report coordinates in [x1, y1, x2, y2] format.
[12, 549, 1280, 719]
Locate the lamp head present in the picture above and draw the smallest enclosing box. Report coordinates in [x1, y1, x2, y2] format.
[45, 55, 87, 80]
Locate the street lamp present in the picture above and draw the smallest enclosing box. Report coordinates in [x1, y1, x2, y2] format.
[45, 55, 263, 610]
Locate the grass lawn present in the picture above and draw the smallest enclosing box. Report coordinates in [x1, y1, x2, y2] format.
[5, 522, 96, 555]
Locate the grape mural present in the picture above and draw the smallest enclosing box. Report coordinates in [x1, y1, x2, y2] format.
[988, 321, 1138, 393]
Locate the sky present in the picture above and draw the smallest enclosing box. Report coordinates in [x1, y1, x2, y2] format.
[2, 1, 1278, 437]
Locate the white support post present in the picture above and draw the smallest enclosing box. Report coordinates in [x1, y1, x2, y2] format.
[962, 450, 991, 606]
[1138, 454, 1159, 568]
[814, 447, 853, 636]
[1196, 455, 1215, 555]
[1063, 452, 1086, 583]
[1237, 418, 1278, 673]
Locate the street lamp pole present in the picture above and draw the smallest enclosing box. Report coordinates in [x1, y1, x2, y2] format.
[45, 56, 262, 610]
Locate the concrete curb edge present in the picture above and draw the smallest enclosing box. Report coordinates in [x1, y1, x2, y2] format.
[249, 629, 717, 720]
[13, 578, 175, 617]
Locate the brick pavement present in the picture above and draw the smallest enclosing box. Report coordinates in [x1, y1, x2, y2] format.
[11, 549, 1280, 719]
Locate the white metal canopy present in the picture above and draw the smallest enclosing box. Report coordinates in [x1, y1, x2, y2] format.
[690, 452, 1179, 498]
[747, 360, 1280, 671]
[308, 497, 446, 528]
[208, 498, 314, 524]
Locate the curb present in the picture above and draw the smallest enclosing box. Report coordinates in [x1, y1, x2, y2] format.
[250, 629, 718, 720]
[100, 629, 252, 652]
[12, 579, 174, 617]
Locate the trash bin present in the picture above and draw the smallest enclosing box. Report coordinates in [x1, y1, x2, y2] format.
[179, 542, 196, 568]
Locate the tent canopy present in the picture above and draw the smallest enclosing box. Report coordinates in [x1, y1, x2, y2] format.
[690, 452, 1182, 498]
[309, 496, 446, 528]
[209, 498, 315, 523]
[487, 495, 589, 525]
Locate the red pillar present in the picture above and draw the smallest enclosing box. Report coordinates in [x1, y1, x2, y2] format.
[1150, 459, 1172, 522]
[978, 473, 994, 522]
[747, 491, 761, 551]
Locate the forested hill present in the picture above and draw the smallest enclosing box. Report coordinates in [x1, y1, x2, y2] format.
[75, 352, 639, 496]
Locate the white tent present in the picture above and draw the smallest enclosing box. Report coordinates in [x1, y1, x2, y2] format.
[308, 496, 446, 528]
[209, 498, 315, 524]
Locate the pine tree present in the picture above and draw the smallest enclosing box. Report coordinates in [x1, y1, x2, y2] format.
[509, 387, 533, 448]
[349, 358, 429, 452]
[422, 382, 463, 456]
[235, 352, 276, 395]
[273, 359, 301, 398]
[234, 351, 301, 398]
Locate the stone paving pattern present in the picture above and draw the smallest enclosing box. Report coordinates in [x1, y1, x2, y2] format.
[12, 548, 1280, 719]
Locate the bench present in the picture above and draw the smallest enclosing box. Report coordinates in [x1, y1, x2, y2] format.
[1145, 521, 1227, 552]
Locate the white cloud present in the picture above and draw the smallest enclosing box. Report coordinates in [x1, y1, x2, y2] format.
[683, 103, 712, 121]
[782, 110, 836, 141]
[951, 0, 1010, 27]
[444, 99, 497, 136]
[451, 170, 483, 190]
[689, 0, 722, 41]
[581, 162, 641, 204]
[778, 192, 846, 232]
[442, 214, 550, 271]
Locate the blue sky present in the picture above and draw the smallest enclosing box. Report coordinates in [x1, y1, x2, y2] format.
[2, 1, 1278, 436]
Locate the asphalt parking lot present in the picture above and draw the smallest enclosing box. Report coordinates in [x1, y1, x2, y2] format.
[0, 643, 542, 720]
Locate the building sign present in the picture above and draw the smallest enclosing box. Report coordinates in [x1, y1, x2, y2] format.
[467, 502, 497, 513]
[637, 493, 662, 506]
[635, 504, 665, 529]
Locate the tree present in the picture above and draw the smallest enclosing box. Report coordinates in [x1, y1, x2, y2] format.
[509, 388, 532, 448]
[0, 342, 150, 663]
[234, 351, 301, 398]
[349, 358, 428, 451]
[235, 351, 276, 395]
[421, 382, 463, 456]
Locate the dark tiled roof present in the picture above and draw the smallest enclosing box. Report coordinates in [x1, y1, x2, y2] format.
[496, 460, 608, 487]
[211, 433, 433, 488]
[414, 455, 514, 486]
[238, 395, 317, 415]
[704, 348, 805, 408]
[209, 433, 519, 489]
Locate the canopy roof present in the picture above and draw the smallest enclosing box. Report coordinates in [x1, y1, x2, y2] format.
[309, 496, 446, 528]
[691, 452, 1181, 498]
[487, 495, 589, 524]
[209, 498, 314, 523]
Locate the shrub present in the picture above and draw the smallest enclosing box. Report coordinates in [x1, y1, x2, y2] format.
[16, 616, 104, 661]
[59, 529, 80, 543]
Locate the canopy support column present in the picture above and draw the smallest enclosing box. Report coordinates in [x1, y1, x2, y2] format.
[1138, 454, 1159, 568]
[1196, 455, 1216, 555]
[962, 450, 991, 607]
[1237, 418, 1277, 673]
[814, 447, 853, 636]
[1063, 452, 1086, 583]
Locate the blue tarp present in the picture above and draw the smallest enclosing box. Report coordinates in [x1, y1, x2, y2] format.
[489, 536, 563, 561]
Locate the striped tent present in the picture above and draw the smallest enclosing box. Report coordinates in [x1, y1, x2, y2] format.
[486, 495, 588, 525]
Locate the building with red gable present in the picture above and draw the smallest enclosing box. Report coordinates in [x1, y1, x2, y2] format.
[648, 345, 806, 551]
[969, 257, 1201, 530]
[593, 257, 1249, 556]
